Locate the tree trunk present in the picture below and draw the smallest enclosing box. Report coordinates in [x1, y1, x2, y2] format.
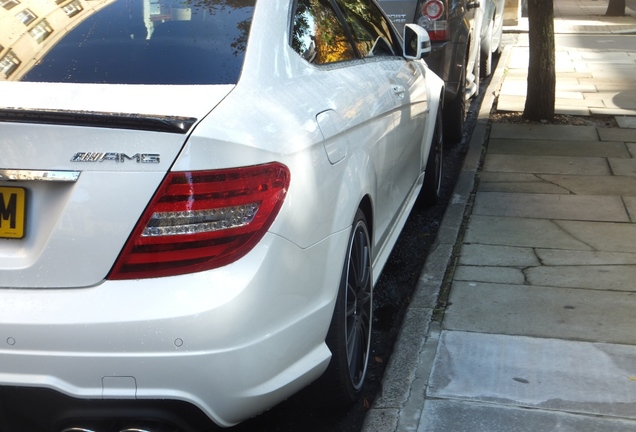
[523, 0, 556, 121]
[606, 0, 626, 16]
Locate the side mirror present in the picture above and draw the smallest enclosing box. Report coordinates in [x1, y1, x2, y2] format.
[403, 24, 431, 60]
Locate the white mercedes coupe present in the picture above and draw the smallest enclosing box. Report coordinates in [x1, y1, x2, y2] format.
[0, 0, 443, 429]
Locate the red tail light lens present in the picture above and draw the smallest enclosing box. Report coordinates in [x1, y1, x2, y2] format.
[108, 162, 290, 280]
[423, 0, 444, 19]
[417, 0, 449, 41]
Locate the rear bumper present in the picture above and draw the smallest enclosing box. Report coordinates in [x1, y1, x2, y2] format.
[0, 230, 349, 427]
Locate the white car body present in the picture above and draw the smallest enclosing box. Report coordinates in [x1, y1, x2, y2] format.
[0, 0, 443, 428]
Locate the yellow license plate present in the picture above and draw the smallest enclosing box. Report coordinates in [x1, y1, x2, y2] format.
[0, 186, 26, 239]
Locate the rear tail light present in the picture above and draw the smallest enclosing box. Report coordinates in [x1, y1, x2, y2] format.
[108, 162, 290, 280]
[417, 0, 449, 41]
[422, 0, 444, 19]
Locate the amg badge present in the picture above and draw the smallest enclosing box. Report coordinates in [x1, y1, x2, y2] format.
[71, 152, 160, 163]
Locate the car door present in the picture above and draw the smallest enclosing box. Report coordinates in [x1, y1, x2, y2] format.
[289, 0, 399, 241]
[334, 0, 429, 248]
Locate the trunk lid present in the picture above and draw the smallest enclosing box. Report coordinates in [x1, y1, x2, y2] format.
[0, 82, 233, 288]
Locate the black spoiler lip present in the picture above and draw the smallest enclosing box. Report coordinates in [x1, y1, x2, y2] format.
[0, 108, 197, 134]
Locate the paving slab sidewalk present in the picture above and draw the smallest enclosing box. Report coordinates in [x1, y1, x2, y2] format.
[362, 1, 636, 431]
[419, 116, 636, 430]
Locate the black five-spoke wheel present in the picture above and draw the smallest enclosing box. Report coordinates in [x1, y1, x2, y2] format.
[343, 215, 372, 390]
[321, 209, 372, 405]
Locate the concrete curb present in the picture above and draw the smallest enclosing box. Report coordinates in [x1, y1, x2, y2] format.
[360, 42, 514, 432]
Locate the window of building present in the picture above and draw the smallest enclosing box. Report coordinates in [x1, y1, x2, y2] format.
[0, 51, 21, 78]
[1, 0, 20, 10]
[16, 8, 37, 26]
[62, 0, 83, 17]
[29, 20, 54, 43]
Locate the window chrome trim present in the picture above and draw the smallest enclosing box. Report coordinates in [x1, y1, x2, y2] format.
[0, 169, 80, 182]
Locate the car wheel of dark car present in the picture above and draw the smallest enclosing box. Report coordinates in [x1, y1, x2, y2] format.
[420, 107, 444, 206]
[442, 63, 466, 146]
[321, 209, 372, 406]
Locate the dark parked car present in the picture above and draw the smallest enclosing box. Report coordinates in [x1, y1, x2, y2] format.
[379, 0, 503, 145]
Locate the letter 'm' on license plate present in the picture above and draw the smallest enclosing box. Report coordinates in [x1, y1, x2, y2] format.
[0, 186, 26, 239]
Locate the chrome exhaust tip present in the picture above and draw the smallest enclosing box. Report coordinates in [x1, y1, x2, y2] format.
[61, 428, 97, 432]
[61, 427, 156, 432]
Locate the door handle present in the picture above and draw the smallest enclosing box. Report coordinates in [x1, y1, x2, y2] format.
[393, 85, 405, 98]
[467, 1, 480, 9]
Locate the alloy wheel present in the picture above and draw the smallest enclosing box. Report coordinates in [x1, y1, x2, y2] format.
[343, 219, 372, 389]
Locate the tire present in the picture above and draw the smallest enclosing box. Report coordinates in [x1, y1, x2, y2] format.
[420, 108, 444, 206]
[321, 209, 373, 406]
[442, 64, 466, 146]
[481, 20, 494, 78]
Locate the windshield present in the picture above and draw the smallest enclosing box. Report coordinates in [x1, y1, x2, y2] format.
[0, 0, 256, 84]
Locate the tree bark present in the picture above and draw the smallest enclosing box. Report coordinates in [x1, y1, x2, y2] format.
[606, 0, 626, 16]
[523, 0, 556, 121]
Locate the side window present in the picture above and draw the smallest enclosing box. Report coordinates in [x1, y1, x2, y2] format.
[291, 0, 357, 65]
[335, 0, 399, 58]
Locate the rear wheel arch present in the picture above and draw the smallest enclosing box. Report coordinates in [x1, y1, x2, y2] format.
[358, 196, 373, 246]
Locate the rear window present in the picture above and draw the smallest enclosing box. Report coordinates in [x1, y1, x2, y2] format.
[2, 0, 256, 84]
